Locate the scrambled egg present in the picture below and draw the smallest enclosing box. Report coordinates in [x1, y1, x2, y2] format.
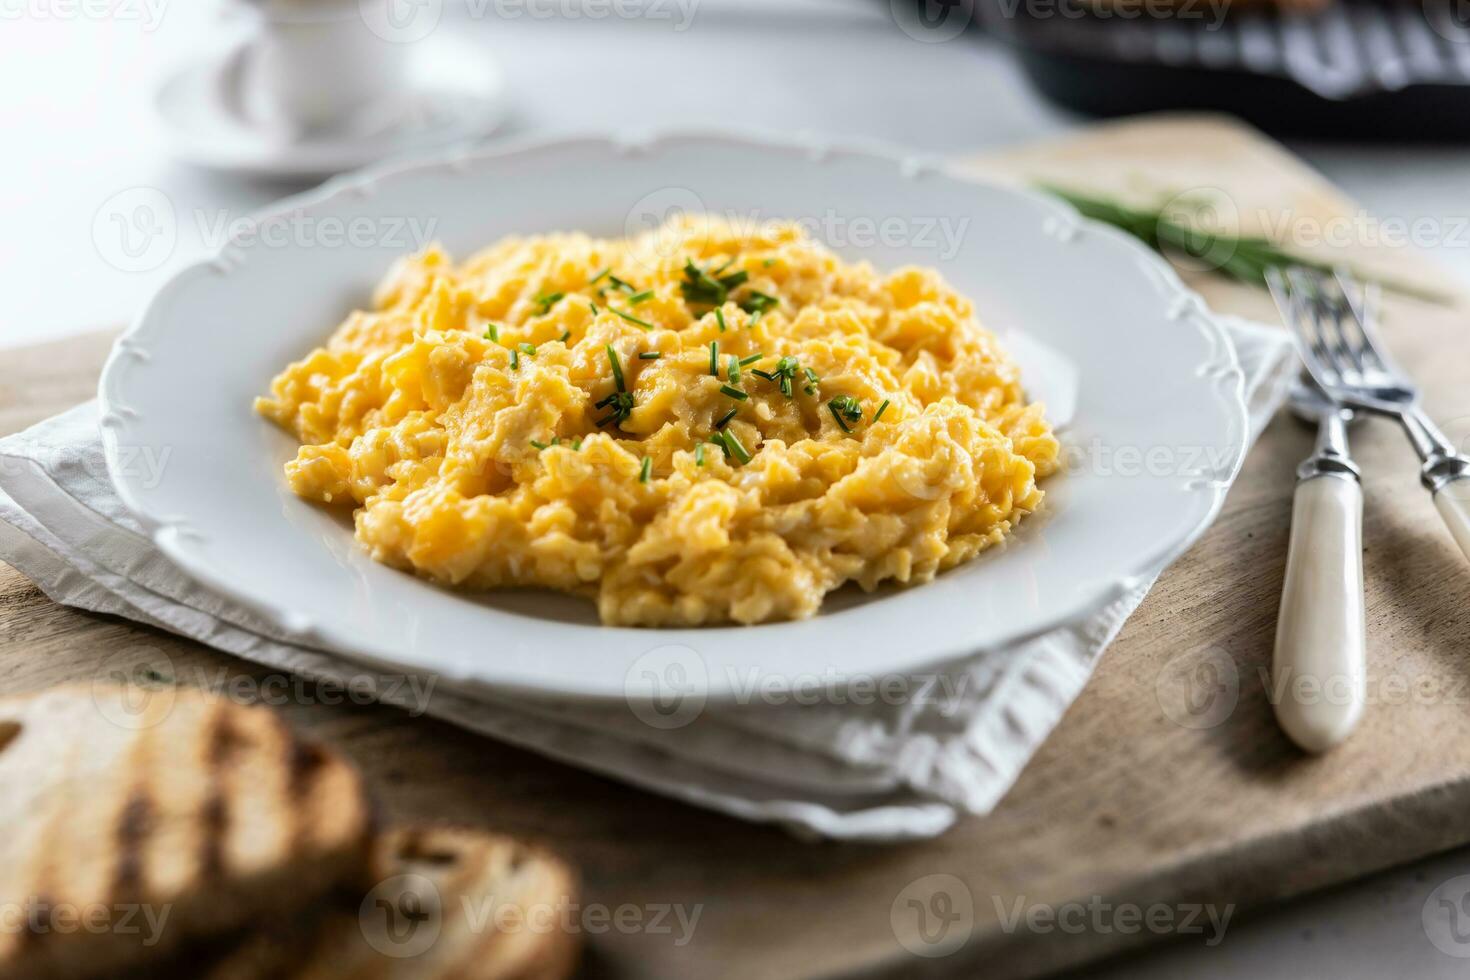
[256, 217, 1058, 626]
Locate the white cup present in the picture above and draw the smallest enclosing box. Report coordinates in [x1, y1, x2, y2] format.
[231, 0, 409, 134]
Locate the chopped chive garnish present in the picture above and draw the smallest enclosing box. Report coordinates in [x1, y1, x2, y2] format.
[803, 366, 820, 395]
[695, 442, 706, 466]
[755, 355, 801, 398]
[589, 302, 599, 315]
[589, 267, 610, 286]
[605, 344, 626, 391]
[483, 322, 500, 343]
[639, 457, 652, 483]
[608, 275, 637, 294]
[596, 391, 636, 428]
[519, 342, 537, 356]
[714, 407, 738, 429]
[780, 357, 798, 396]
[560, 330, 571, 343]
[680, 259, 761, 309]
[874, 398, 891, 423]
[596, 353, 636, 419]
[740, 291, 778, 315]
[638, 351, 662, 360]
[727, 354, 741, 385]
[749, 368, 777, 381]
[530, 439, 549, 450]
[510, 349, 520, 370]
[534, 291, 565, 315]
[708, 341, 718, 376]
[828, 395, 862, 433]
[627, 290, 654, 306]
[572, 438, 582, 450]
[680, 259, 728, 306]
[763, 258, 775, 267]
[611, 308, 654, 330]
[712, 257, 736, 275]
[721, 428, 752, 465]
[719, 384, 748, 401]
[739, 352, 763, 366]
[714, 308, 727, 332]
[827, 402, 847, 431]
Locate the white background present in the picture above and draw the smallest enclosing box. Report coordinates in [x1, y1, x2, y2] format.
[4, 1, 1470, 976]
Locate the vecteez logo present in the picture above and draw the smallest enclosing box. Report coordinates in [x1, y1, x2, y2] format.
[91, 645, 178, 731]
[1424, 875, 1470, 957]
[891, 874, 975, 958]
[891, 0, 976, 42]
[1424, 0, 1470, 42]
[92, 187, 177, 274]
[359, 0, 442, 43]
[1153, 186, 1243, 276]
[0, 0, 169, 30]
[623, 644, 708, 730]
[1155, 644, 1239, 730]
[624, 186, 708, 271]
[360, 873, 444, 958]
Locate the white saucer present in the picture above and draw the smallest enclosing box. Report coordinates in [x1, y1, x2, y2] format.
[154, 33, 508, 180]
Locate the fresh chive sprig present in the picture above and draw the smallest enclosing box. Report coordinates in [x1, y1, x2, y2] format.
[828, 395, 862, 433]
[611, 307, 654, 331]
[1039, 184, 1449, 304]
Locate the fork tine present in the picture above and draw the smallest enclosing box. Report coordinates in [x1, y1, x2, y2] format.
[1267, 266, 1338, 390]
[1320, 276, 1367, 381]
[1330, 289, 1371, 377]
[1334, 269, 1393, 374]
[1302, 269, 1362, 383]
[1265, 266, 1310, 357]
[1285, 266, 1348, 385]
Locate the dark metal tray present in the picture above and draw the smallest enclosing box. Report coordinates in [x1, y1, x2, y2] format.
[976, 0, 1470, 139]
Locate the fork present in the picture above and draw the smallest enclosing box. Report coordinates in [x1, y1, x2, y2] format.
[1267, 375, 1365, 752]
[1267, 266, 1470, 561]
[1265, 266, 1470, 752]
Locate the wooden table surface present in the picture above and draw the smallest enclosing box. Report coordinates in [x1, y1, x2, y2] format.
[3, 116, 1470, 979]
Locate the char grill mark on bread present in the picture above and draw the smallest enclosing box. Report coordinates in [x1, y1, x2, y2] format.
[192, 825, 581, 980]
[0, 686, 375, 980]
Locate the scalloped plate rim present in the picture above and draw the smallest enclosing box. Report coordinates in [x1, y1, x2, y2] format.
[98, 127, 1249, 703]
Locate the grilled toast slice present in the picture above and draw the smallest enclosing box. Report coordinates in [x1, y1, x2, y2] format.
[0, 685, 375, 980]
[204, 825, 580, 980]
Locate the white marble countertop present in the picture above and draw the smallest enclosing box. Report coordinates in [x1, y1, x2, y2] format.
[4, 3, 1470, 976]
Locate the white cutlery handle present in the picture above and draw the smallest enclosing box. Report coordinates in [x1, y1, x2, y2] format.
[1273, 475, 1366, 754]
[1434, 479, 1470, 563]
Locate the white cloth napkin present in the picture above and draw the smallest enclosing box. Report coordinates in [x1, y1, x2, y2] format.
[0, 317, 1296, 842]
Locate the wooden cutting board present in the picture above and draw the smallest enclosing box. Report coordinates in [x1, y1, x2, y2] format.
[3, 115, 1469, 979]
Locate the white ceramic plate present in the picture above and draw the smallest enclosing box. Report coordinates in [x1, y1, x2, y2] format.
[99, 131, 1247, 702]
